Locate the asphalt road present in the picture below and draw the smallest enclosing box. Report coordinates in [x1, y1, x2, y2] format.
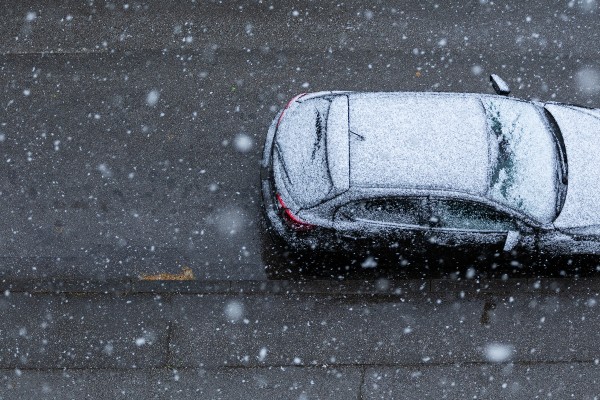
[2, 2, 600, 398]
[3, 277, 600, 399]
[1, 0, 600, 281]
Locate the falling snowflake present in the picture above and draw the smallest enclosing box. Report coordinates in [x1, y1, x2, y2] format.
[484, 343, 514, 362]
[234, 133, 253, 153]
[225, 300, 244, 322]
[146, 90, 160, 106]
[258, 347, 268, 361]
[576, 67, 600, 94]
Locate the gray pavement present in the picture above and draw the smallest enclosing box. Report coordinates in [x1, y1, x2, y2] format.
[2, 278, 600, 398]
[1, 367, 362, 400]
[2, 1, 600, 398]
[3, 364, 599, 399]
[1, 1, 600, 280]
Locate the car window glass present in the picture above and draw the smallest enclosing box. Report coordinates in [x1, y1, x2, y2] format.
[431, 199, 518, 231]
[337, 197, 427, 226]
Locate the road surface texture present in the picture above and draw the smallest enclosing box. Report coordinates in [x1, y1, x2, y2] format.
[4, 278, 600, 398]
[1, 0, 600, 398]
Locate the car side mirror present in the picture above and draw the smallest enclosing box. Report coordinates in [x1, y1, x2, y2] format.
[503, 230, 520, 252]
[490, 74, 511, 96]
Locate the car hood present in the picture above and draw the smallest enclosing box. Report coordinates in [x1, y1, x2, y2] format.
[548, 104, 600, 229]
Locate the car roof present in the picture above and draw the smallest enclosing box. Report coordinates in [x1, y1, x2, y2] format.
[347, 92, 490, 195]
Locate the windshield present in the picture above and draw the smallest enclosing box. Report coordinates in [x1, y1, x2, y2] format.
[483, 97, 563, 223]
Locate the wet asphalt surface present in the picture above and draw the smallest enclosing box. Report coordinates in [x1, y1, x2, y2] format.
[2, 1, 600, 398]
[1, 0, 600, 281]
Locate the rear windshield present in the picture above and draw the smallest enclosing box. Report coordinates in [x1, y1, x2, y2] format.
[275, 98, 333, 207]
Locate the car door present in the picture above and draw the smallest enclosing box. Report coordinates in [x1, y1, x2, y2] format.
[537, 227, 600, 258]
[333, 196, 429, 256]
[425, 198, 523, 258]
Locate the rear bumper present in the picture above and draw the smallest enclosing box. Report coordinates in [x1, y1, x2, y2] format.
[261, 177, 324, 251]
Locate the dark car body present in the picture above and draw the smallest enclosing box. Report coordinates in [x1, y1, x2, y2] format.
[261, 90, 600, 262]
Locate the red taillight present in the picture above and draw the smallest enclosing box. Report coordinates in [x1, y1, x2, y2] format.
[276, 193, 315, 231]
[276, 93, 307, 128]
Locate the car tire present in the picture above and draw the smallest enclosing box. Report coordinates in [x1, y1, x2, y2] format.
[260, 219, 358, 279]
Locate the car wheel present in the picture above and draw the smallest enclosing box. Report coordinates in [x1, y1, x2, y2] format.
[260, 222, 357, 279]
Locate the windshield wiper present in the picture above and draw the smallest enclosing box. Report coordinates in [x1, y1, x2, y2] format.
[349, 130, 365, 141]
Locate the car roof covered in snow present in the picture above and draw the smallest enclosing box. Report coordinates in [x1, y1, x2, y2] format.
[348, 92, 490, 194]
[275, 91, 560, 223]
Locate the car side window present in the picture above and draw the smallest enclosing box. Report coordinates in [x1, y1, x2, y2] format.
[337, 197, 428, 227]
[430, 199, 518, 231]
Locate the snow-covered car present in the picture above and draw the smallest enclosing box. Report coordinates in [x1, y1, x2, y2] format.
[261, 79, 600, 265]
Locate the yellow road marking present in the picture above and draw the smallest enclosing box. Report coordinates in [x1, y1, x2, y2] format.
[140, 266, 195, 281]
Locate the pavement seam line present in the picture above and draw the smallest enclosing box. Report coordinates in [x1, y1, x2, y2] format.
[3, 359, 600, 372]
[357, 366, 367, 400]
[4, 272, 600, 294]
[165, 321, 174, 370]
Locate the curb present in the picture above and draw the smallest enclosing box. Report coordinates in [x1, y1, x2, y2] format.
[2, 277, 600, 296]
